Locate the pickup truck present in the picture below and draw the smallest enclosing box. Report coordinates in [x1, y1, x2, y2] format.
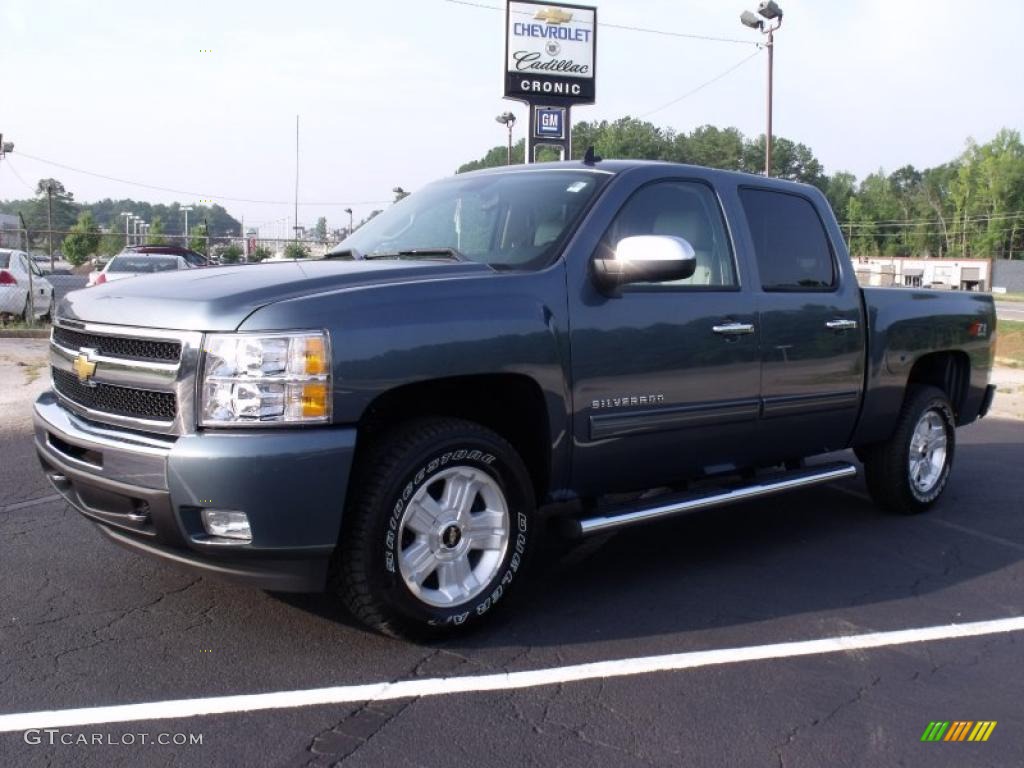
[34, 160, 997, 639]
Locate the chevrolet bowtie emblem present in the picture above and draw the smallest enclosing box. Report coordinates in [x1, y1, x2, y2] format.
[73, 350, 98, 384]
[534, 7, 573, 24]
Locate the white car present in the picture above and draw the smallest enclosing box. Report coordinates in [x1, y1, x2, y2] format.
[0, 249, 54, 320]
[88, 253, 194, 286]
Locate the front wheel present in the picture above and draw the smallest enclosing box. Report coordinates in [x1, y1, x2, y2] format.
[862, 386, 956, 515]
[332, 418, 535, 640]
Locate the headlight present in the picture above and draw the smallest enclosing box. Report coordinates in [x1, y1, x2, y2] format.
[200, 331, 331, 426]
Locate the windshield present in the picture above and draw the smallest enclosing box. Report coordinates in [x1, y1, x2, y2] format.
[108, 256, 181, 273]
[334, 170, 608, 269]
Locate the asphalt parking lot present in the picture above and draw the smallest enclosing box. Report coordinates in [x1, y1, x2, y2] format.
[1, 338, 1023, 767]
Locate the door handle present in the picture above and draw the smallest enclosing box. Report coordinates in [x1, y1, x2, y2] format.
[825, 319, 858, 331]
[712, 322, 755, 336]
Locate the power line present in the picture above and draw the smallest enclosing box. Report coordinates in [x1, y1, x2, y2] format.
[638, 49, 763, 119]
[444, 0, 757, 45]
[10, 151, 391, 207]
[843, 211, 1024, 228]
[0, 157, 36, 193]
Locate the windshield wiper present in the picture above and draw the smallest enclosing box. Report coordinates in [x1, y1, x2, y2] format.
[362, 248, 467, 262]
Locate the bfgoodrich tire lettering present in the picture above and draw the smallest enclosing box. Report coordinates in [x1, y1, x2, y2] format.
[862, 386, 956, 515]
[333, 418, 535, 639]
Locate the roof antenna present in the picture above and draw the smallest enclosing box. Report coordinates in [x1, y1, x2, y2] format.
[582, 146, 602, 165]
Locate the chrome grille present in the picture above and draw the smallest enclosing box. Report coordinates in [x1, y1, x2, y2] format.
[52, 326, 181, 362]
[52, 369, 177, 421]
[50, 320, 202, 436]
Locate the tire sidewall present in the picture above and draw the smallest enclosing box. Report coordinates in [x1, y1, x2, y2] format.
[903, 395, 955, 506]
[371, 431, 532, 631]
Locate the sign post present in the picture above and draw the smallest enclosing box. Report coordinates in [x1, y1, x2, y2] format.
[504, 1, 597, 162]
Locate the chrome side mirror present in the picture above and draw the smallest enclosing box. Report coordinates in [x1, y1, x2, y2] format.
[593, 235, 697, 293]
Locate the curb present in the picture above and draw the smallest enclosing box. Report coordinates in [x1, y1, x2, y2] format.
[0, 329, 51, 339]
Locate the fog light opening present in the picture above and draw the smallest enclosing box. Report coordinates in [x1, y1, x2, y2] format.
[200, 509, 252, 542]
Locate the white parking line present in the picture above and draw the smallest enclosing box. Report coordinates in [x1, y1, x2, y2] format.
[1, 616, 1023, 733]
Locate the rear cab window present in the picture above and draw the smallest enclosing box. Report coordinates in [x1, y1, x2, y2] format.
[108, 256, 181, 273]
[739, 188, 836, 291]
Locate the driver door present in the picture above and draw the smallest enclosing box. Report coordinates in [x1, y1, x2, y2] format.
[569, 180, 761, 495]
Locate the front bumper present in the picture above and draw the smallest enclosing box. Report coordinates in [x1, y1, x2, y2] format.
[34, 391, 357, 592]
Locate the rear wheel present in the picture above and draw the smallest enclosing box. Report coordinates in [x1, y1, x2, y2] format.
[332, 418, 535, 640]
[862, 386, 956, 514]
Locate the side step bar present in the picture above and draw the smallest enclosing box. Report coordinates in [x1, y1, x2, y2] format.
[571, 462, 857, 538]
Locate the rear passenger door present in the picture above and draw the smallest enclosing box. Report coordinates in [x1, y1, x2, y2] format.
[738, 187, 865, 460]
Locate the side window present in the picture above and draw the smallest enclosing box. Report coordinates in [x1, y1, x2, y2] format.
[739, 188, 836, 291]
[602, 181, 737, 288]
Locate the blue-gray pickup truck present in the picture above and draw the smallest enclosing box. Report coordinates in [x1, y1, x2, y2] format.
[34, 160, 997, 638]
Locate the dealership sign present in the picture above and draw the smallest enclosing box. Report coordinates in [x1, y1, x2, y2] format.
[505, 1, 597, 105]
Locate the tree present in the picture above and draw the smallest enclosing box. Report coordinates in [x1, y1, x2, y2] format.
[189, 224, 207, 253]
[284, 242, 310, 259]
[146, 215, 166, 244]
[315, 216, 327, 242]
[250, 245, 273, 262]
[218, 243, 243, 263]
[61, 211, 102, 267]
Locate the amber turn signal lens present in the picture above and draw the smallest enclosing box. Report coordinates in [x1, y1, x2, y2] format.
[300, 383, 329, 418]
[302, 337, 328, 375]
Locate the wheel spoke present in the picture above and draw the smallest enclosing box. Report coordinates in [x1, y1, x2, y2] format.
[404, 494, 445, 536]
[401, 540, 439, 586]
[464, 509, 507, 550]
[442, 472, 482, 521]
[437, 557, 476, 601]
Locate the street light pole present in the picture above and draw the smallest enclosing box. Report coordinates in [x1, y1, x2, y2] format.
[495, 112, 517, 165]
[119, 211, 132, 249]
[741, 2, 784, 177]
[182, 206, 193, 247]
[344, 207, 353, 237]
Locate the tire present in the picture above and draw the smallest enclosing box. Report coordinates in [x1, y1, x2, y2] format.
[332, 418, 535, 640]
[862, 386, 956, 515]
[41, 297, 54, 323]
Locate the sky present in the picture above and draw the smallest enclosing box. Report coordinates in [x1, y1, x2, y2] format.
[0, 0, 1020, 235]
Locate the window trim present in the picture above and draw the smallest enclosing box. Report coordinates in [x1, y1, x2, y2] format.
[738, 185, 840, 294]
[598, 178, 742, 293]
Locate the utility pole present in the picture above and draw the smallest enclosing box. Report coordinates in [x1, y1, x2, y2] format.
[45, 182, 55, 270]
[203, 217, 210, 260]
[344, 207, 353, 237]
[294, 115, 299, 242]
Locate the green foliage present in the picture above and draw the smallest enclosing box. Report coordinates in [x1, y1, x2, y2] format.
[250, 245, 273, 262]
[284, 242, 310, 259]
[61, 211, 102, 267]
[189, 224, 208, 253]
[218, 243, 243, 263]
[315, 216, 328, 242]
[146, 216, 166, 245]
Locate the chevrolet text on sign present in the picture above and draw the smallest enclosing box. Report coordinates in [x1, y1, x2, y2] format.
[505, 1, 597, 104]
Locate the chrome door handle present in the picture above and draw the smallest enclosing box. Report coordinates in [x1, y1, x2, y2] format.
[712, 322, 755, 336]
[825, 319, 858, 331]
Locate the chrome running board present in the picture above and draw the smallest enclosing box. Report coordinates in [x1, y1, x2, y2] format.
[571, 462, 857, 537]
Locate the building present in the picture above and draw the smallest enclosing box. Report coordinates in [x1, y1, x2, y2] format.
[852, 257, 990, 291]
[0, 213, 20, 248]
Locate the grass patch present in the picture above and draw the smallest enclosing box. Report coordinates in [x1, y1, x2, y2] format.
[994, 292, 1024, 303]
[996, 319, 1024, 366]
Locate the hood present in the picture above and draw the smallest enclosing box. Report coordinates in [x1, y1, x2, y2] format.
[58, 259, 492, 331]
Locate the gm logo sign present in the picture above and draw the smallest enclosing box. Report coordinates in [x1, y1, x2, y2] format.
[534, 106, 566, 139]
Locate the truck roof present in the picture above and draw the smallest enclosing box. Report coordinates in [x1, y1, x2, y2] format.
[461, 158, 822, 195]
